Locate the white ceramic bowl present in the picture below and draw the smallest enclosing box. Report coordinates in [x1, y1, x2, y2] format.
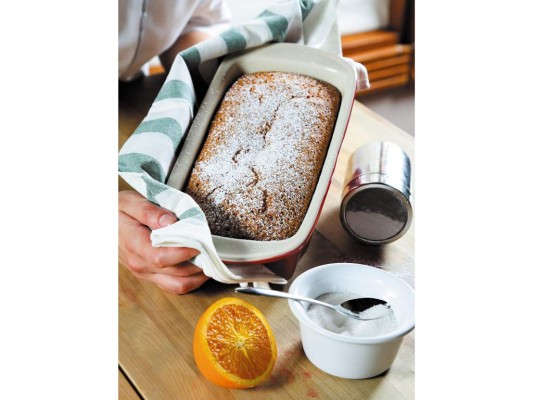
[288, 263, 415, 379]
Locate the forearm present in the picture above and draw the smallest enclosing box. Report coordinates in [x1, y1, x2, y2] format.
[159, 31, 212, 72]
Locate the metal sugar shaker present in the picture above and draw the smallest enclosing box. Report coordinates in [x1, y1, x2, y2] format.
[340, 141, 413, 245]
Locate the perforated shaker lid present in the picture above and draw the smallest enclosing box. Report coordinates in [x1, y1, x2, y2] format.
[341, 183, 412, 244]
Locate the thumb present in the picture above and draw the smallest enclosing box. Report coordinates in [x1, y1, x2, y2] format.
[119, 190, 177, 230]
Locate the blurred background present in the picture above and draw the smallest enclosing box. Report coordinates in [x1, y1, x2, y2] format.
[332, 0, 415, 136]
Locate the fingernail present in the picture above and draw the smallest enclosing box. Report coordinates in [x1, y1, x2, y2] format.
[159, 213, 177, 227]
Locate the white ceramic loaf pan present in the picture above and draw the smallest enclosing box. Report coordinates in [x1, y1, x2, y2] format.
[167, 43, 358, 279]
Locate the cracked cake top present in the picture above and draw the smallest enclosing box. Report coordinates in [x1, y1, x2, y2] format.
[185, 71, 340, 241]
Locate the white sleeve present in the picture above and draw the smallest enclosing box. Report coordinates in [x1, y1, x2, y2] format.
[182, 0, 232, 36]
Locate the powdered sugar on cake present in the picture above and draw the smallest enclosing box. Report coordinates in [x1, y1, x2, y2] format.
[186, 72, 340, 241]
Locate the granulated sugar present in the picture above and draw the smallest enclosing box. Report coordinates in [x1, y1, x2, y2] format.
[359, 303, 390, 320]
[306, 292, 399, 337]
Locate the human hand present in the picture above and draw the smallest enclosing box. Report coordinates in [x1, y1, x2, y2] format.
[119, 190, 209, 294]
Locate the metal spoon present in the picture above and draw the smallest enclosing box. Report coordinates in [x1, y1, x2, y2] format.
[234, 287, 391, 320]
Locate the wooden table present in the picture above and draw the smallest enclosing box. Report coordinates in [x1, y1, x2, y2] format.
[119, 74, 415, 400]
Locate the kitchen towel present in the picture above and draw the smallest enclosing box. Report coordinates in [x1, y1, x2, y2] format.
[118, 0, 370, 285]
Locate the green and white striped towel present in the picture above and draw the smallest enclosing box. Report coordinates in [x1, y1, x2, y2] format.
[118, 0, 369, 286]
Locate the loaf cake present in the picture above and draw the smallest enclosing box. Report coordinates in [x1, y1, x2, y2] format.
[185, 71, 340, 241]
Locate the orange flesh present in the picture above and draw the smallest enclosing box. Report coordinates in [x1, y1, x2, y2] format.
[206, 304, 272, 379]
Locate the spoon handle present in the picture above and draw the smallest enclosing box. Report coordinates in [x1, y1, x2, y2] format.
[235, 287, 336, 310]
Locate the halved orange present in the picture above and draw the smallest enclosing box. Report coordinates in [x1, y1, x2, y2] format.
[193, 297, 277, 388]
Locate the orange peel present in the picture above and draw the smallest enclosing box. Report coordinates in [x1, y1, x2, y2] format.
[193, 297, 277, 388]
